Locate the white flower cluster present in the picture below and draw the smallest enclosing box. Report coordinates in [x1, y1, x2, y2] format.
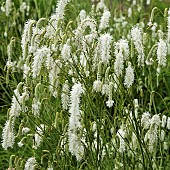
[5, 0, 12, 16]
[117, 128, 126, 153]
[81, 17, 97, 38]
[141, 112, 151, 129]
[55, 0, 71, 20]
[61, 44, 71, 62]
[115, 39, 129, 60]
[21, 20, 35, 60]
[141, 113, 170, 153]
[68, 83, 84, 160]
[114, 39, 129, 78]
[124, 62, 134, 88]
[33, 124, 45, 149]
[99, 33, 112, 64]
[96, 0, 107, 12]
[131, 26, 145, 66]
[32, 97, 41, 117]
[2, 119, 15, 150]
[114, 52, 124, 77]
[106, 82, 114, 107]
[157, 39, 167, 67]
[46, 0, 70, 38]
[2, 83, 29, 150]
[79, 10, 86, 22]
[61, 80, 70, 110]
[24, 157, 36, 170]
[9, 88, 22, 117]
[32, 46, 51, 78]
[99, 10, 111, 31]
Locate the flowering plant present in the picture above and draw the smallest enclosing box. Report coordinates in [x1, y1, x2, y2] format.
[1, 0, 170, 169]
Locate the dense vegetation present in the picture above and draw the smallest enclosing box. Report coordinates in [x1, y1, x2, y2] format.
[0, 0, 170, 169]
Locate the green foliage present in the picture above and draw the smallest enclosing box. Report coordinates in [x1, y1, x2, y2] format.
[1, 0, 170, 169]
